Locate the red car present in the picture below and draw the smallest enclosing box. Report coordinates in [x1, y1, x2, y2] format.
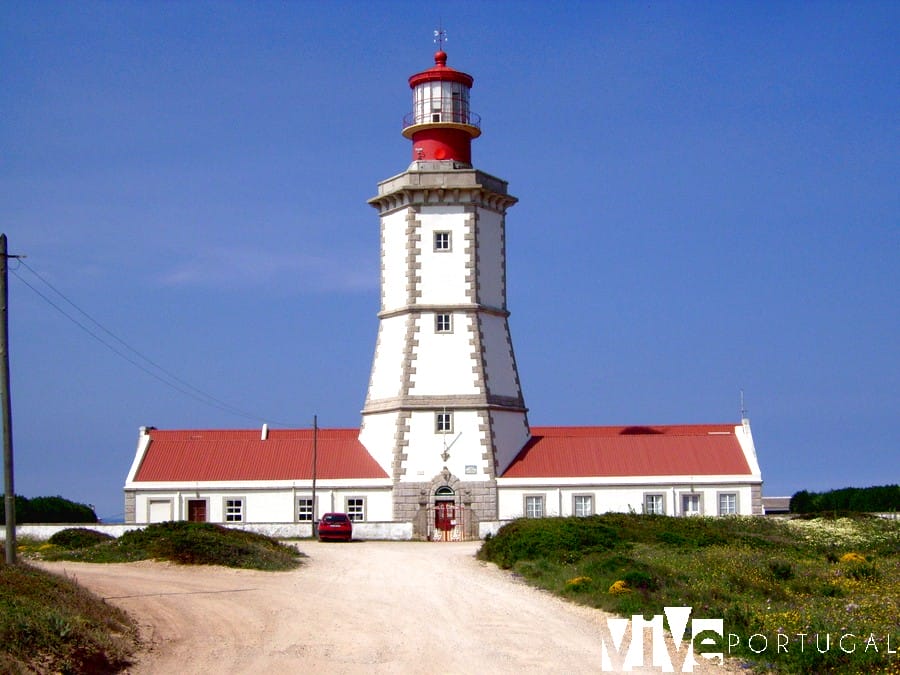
[317, 512, 353, 541]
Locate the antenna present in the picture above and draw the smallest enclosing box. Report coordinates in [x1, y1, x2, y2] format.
[740, 389, 748, 420]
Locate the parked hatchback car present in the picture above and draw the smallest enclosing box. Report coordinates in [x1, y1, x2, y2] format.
[317, 512, 353, 541]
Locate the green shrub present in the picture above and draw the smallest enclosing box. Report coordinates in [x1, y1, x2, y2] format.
[623, 569, 658, 591]
[41, 521, 304, 570]
[48, 528, 114, 549]
[477, 516, 615, 569]
[0, 495, 98, 524]
[767, 560, 794, 580]
[842, 559, 880, 581]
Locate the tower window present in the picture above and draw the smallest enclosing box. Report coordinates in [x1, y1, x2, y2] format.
[435, 411, 453, 433]
[435, 313, 452, 333]
[434, 231, 451, 251]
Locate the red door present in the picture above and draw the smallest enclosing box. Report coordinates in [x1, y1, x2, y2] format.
[188, 500, 207, 522]
[435, 502, 455, 532]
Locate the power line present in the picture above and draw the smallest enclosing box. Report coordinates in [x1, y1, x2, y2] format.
[12, 261, 301, 427]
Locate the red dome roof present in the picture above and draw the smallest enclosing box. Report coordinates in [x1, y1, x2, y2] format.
[408, 51, 474, 89]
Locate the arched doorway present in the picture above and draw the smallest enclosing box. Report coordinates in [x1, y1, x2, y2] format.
[430, 485, 467, 541]
[434, 486, 456, 537]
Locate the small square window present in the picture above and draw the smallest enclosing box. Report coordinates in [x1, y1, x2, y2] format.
[718, 493, 737, 516]
[644, 493, 664, 515]
[435, 313, 452, 333]
[224, 498, 244, 523]
[573, 494, 593, 517]
[297, 497, 314, 522]
[436, 411, 453, 433]
[525, 495, 544, 518]
[434, 231, 451, 252]
[346, 497, 365, 522]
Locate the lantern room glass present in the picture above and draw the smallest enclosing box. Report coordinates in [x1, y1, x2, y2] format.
[413, 80, 470, 126]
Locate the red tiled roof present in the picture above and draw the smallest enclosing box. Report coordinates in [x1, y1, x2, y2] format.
[502, 424, 752, 478]
[133, 428, 388, 482]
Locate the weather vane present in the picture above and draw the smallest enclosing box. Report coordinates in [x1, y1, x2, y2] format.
[433, 26, 447, 51]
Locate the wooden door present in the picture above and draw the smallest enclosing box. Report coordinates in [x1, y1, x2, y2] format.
[435, 501, 455, 531]
[187, 499, 207, 522]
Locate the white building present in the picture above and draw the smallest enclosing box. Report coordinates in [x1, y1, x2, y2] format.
[124, 50, 763, 539]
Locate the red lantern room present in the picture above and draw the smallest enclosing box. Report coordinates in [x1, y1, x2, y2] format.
[402, 50, 481, 165]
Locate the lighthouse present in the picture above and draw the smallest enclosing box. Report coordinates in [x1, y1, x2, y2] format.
[359, 49, 531, 528]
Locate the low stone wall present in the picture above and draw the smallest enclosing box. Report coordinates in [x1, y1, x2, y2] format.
[2, 521, 417, 541]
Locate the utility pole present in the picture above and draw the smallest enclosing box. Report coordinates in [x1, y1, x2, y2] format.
[1, 234, 20, 565]
[311, 415, 318, 538]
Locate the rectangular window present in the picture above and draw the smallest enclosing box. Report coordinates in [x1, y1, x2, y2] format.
[718, 493, 737, 516]
[435, 313, 452, 333]
[434, 231, 451, 251]
[346, 497, 365, 522]
[297, 497, 314, 522]
[435, 411, 453, 433]
[525, 495, 544, 519]
[573, 494, 593, 517]
[682, 493, 702, 516]
[224, 498, 244, 523]
[644, 493, 665, 515]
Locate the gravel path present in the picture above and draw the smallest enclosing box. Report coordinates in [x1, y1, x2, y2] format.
[40, 540, 742, 674]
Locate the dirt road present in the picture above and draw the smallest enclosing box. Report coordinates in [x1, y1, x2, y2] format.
[40, 541, 739, 674]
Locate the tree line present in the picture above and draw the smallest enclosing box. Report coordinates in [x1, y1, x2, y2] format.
[0, 495, 98, 524]
[790, 484, 899, 514]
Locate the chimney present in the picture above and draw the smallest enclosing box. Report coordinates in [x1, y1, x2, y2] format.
[261, 423, 269, 441]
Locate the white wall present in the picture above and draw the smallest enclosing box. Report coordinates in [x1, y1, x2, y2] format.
[417, 206, 472, 306]
[402, 409, 491, 481]
[5, 521, 414, 541]
[131, 485, 393, 525]
[381, 209, 409, 310]
[475, 207, 504, 308]
[480, 315, 519, 398]
[497, 483, 758, 519]
[491, 410, 531, 475]
[366, 315, 407, 400]
[409, 313, 479, 396]
[359, 411, 398, 476]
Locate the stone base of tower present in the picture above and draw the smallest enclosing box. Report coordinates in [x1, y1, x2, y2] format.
[393, 477, 498, 540]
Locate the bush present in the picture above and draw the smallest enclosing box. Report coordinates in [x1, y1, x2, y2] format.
[0, 495, 97, 524]
[477, 516, 616, 569]
[106, 521, 302, 570]
[790, 485, 899, 513]
[767, 560, 794, 580]
[48, 528, 114, 549]
[623, 569, 658, 591]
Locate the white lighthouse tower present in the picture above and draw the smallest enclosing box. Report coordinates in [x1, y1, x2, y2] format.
[360, 48, 530, 531]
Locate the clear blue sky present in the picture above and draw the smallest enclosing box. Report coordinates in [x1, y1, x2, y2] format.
[2, 2, 897, 520]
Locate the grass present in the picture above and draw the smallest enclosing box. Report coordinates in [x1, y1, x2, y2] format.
[478, 513, 900, 674]
[0, 560, 138, 674]
[25, 521, 306, 571]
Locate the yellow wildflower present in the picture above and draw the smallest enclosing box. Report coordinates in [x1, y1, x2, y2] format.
[566, 576, 592, 587]
[608, 580, 630, 594]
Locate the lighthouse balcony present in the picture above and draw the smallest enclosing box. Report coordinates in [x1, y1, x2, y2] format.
[403, 109, 481, 131]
